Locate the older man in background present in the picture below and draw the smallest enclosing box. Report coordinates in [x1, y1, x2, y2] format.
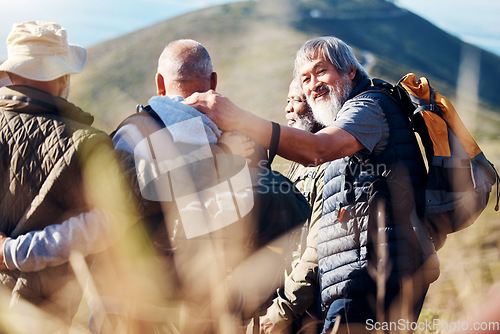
[259, 78, 324, 334]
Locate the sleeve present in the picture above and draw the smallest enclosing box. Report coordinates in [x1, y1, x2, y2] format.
[332, 97, 387, 153]
[267, 222, 319, 329]
[3, 209, 112, 272]
[265, 165, 325, 329]
[308, 165, 325, 238]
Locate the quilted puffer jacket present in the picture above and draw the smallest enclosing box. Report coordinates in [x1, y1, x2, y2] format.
[0, 85, 111, 324]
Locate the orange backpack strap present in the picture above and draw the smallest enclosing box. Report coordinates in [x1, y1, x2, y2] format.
[399, 74, 482, 159]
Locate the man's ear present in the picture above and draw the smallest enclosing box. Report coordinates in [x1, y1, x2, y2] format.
[349, 68, 356, 81]
[155, 73, 166, 96]
[210, 72, 217, 91]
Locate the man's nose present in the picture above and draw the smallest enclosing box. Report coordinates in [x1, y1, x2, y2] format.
[285, 101, 294, 114]
[312, 78, 324, 92]
[306, 76, 321, 94]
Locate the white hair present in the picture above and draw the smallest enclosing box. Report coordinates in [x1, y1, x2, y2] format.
[294, 36, 368, 83]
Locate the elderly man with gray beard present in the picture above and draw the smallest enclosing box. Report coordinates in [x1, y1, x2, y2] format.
[186, 36, 433, 333]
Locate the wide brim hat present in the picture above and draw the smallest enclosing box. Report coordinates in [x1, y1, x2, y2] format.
[0, 21, 87, 82]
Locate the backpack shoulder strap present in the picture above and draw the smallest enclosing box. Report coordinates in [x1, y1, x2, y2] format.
[110, 104, 166, 139]
[367, 76, 440, 121]
[352, 78, 400, 106]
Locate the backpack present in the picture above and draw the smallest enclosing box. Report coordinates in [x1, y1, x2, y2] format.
[372, 73, 499, 249]
[111, 105, 311, 250]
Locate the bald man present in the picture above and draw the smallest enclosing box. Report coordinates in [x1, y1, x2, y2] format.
[156, 39, 218, 99]
[114, 39, 249, 151]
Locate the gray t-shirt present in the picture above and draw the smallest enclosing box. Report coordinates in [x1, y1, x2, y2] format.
[331, 95, 389, 154]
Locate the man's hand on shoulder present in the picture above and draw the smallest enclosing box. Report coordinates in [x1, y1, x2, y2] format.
[184, 90, 247, 132]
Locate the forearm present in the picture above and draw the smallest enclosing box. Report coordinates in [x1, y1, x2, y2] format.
[234, 111, 327, 166]
[233, 110, 272, 150]
[276, 125, 333, 166]
[186, 91, 363, 166]
[3, 209, 111, 272]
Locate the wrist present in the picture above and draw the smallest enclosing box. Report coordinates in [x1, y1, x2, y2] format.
[232, 106, 252, 132]
[234, 111, 273, 149]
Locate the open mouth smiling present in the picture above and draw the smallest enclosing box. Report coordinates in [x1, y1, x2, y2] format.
[313, 88, 329, 101]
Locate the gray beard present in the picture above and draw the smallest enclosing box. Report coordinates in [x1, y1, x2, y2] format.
[291, 113, 315, 132]
[308, 80, 352, 127]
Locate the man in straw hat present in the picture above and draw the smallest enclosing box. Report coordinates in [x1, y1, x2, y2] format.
[0, 20, 115, 331]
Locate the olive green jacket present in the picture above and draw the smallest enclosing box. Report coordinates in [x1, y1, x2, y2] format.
[266, 162, 325, 330]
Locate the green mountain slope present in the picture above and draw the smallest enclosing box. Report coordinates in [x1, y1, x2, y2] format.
[69, 0, 500, 136]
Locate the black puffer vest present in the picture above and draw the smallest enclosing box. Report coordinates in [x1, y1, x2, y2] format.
[318, 78, 428, 315]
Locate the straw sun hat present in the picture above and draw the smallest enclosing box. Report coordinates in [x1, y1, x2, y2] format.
[0, 21, 87, 82]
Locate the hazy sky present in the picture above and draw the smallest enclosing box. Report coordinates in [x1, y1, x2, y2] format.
[0, 0, 241, 60]
[396, 0, 500, 56]
[0, 0, 499, 60]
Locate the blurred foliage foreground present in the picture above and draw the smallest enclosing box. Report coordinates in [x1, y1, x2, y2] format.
[0, 140, 497, 334]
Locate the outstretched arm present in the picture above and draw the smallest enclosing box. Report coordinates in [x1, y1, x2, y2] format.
[184, 90, 363, 166]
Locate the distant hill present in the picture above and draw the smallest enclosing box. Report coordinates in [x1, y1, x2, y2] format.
[69, 0, 500, 137]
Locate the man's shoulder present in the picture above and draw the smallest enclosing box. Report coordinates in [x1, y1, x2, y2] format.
[348, 85, 401, 113]
[336, 93, 385, 123]
[111, 108, 169, 153]
[348, 89, 387, 106]
[333, 89, 390, 154]
[69, 125, 113, 158]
